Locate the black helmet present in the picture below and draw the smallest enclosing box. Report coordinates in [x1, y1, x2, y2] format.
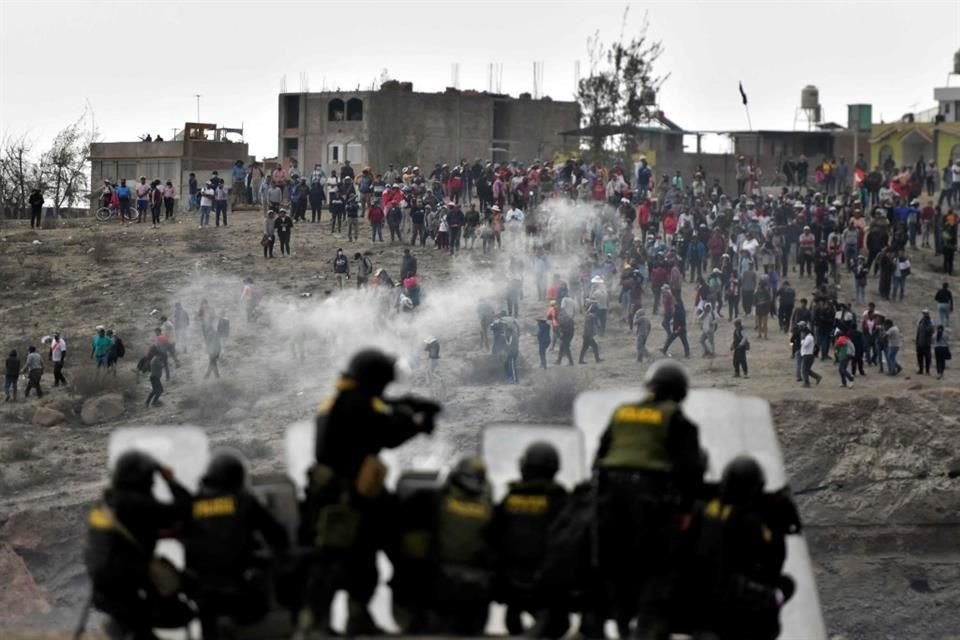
[346, 348, 396, 394]
[644, 359, 689, 402]
[112, 450, 159, 493]
[520, 441, 560, 481]
[449, 456, 488, 494]
[202, 450, 246, 492]
[721, 456, 766, 506]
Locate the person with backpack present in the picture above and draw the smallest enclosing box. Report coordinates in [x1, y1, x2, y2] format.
[107, 330, 124, 375]
[355, 252, 374, 289]
[333, 248, 350, 289]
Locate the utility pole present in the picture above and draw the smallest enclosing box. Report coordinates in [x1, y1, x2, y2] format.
[194, 94, 201, 121]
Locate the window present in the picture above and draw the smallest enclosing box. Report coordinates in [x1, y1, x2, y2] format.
[328, 142, 340, 165]
[285, 95, 300, 129]
[347, 98, 363, 121]
[346, 142, 363, 164]
[284, 138, 299, 164]
[328, 98, 345, 122]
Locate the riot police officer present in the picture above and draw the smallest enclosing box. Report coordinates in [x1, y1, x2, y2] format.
[493, 442, 569, 638]
[430, 456, 496, 635]
[84, 451, 193, 639]
[593, 359, 703, 640]
[184, 450, 290, 639]
[388, 457, 494, 636]
[675, 456, 795, 640]
[300, 348, 439, 636]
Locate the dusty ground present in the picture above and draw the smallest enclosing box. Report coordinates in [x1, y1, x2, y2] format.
[0, 207, 958, 638]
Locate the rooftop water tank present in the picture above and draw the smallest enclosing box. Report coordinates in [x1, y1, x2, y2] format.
[801, 85, 820, 110]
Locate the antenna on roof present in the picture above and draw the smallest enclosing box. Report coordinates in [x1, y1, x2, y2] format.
[300, 72, 309, 93]
[488, 63, 493, 93]
[451, 63, 460, 89]
[533, 61, 544, 99]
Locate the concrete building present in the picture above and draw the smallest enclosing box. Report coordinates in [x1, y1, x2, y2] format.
[730, 127, 871, 181]
[869, 82, 960, 172]
[277, 83, 580, 174]
[89, 123, 250, 207]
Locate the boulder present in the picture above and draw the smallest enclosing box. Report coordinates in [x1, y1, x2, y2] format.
[31, 406, 65, 427]
[0, 542, 50, 620]
[80, 393, 125, 425]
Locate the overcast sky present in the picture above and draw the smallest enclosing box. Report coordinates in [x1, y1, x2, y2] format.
[2, 0, 957, 158]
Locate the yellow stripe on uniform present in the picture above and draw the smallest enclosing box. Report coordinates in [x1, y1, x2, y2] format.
[193, 496, 237, 519]
[444, 497, 491, 519]
[504, 494, 548, 515]
[88, 507, 116, 531]
[613, 406, 664, 424]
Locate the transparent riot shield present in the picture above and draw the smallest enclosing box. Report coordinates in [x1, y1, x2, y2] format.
[107, 426, 210, 498]
[480, 423, 587, 501]
[106, 426, 210, 593]
[572, 388, 827, 640]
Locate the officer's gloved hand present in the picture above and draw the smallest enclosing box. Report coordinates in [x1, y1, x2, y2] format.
[157, 465, 175, 482]
[396, 394, 442, 416]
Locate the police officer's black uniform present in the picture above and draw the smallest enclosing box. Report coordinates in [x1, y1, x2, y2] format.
[429, 457, 495, 636]
[84, 451, 193, 640]
[184, 452, 290, 639]
[593, 360, 702, 640]
[674, 456, 795, 640]
[493, 442, 569, 638]
[300, 349, 438, 635]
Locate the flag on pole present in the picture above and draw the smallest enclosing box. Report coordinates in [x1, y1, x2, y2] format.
[739, 82, 748, 106]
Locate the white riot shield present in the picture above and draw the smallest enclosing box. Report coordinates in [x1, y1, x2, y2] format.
[108, 426, 210, 496]
[481, 423, 587, 501]
[107, 426, 210, 579]
[573, 388, 827, 640]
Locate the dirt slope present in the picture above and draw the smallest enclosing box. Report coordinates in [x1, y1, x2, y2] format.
[1, 210, 958, 638]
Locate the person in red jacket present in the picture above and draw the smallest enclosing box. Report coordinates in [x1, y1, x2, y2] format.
[707, 229, 726, 269]
[650, 260, 668, 315]
[662, 208, 678, 245]
[637, 198, 653, 237]
[368, 201, 385, 242]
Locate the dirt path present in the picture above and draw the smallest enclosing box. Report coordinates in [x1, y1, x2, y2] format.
[1, 210, 958, 638]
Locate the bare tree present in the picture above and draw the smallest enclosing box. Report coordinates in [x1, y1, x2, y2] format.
[0, 134, 37, 219]
[577, 8, 668, 158]
[41, 111, 98, 215]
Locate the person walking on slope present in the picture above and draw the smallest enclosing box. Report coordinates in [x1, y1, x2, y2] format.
[731, 318, 749, 378]
[800, 325, 822, 387]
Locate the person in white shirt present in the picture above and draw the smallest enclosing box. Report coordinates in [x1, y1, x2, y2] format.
[506, 206, 525, 250]
[198, 182, 216, 227]
[799, 326, 822, 387]
[893, 253, 911, 301]
[50, 332, 67, 386]
[214, 183, 229, 227]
